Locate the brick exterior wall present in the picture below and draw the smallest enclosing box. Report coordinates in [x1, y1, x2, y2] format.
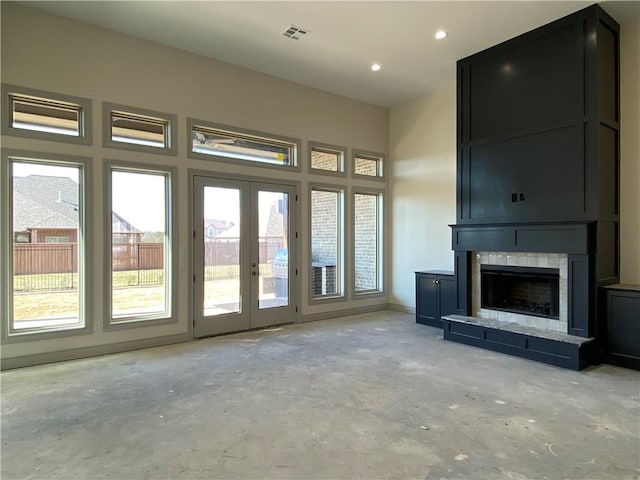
[354, 193, 378, 291]
[354, 156, 379, 176]
[311, 150, 339, 172]
[31, 228, 78, 243]
[311, 189, 338, 264]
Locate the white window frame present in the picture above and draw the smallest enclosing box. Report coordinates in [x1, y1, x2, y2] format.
[102, 102, 177, 156]
[352, 188, 385, 297]
[1, 149, 93, 341]
[1, 84, 92, 145]
[103, 161, 178, 330]
[188, 118, 301, 171]
[308, 141, 347, 177]
[352, 149, 385, 180]
[309, 184, 346, 303]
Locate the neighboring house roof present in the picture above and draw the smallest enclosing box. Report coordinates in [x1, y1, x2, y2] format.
[213, 207, 283, 239]
[13, 175, 79, 231]
[264, 205, 284, 237]
[214, 223, 240, 239]
[205, 219, 233, 230]
[13, 190, 68, 231]
[13, 175, 140, 233]
[112, 211, 142, 234]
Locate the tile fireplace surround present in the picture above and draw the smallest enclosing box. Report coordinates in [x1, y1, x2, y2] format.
[472, 252, 568, 333]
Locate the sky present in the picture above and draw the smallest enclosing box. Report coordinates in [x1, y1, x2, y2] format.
[13, 162, 287, 235]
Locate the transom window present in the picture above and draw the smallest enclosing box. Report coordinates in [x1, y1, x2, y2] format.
[309, 142, 346, 174]
[104, 103, 176, 154]
[190, 120, 298, 167]
[111, 112, 166, 147]
[353, 150, 384, 178]
[2, 84, 91, 145]
[11, 96, 81, 136]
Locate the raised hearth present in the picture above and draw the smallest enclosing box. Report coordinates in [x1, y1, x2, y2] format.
[442, 314, 595, 370]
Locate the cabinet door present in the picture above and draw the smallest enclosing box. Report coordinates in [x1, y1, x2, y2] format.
[606, 290, 640, 370]
[416, 275, 438, 326]
[465, 128, 583, 223]
[439, 276, 457, 319]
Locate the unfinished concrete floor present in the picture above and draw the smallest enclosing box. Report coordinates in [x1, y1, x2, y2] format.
[2, 311, 639, 479]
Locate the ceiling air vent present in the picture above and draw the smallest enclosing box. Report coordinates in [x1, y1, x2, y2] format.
[283, 25, 309, 40]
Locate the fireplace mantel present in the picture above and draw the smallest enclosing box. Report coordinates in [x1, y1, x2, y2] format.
[450, 222, 592, 255]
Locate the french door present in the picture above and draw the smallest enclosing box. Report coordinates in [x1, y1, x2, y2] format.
[193, 176, 296, 337]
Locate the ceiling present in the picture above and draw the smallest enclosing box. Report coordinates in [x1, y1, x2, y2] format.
[23, 1, 640, 108]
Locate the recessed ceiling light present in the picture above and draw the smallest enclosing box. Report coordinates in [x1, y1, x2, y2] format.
[371, 63, 381, 72]
[435, 30, 448, 40]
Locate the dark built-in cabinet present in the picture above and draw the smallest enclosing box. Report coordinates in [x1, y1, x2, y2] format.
[456, 4, 619, 231]
[415, 271, 455, 328]
[454, 3, 620, 317]
[446, 4, 620, 369]
[603, 285, 640, 370]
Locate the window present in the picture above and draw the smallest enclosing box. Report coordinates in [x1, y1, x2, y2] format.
[310, 187, 344, 299]
[309, 142, 346, 174]
[353, 150, 384, 178]
[189, 119, 299, 168]
[103, 103, 176, 155]
[1, 150, 91, 338]
[106, 163, 176, 326]
[2, 84, 91, 144]
[44, 237, 71, 243]
[353, 191, 383, 294]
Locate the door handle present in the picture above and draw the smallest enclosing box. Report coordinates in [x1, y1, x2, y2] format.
[252, 271, 257, 276]
[252, 263, 257, 268]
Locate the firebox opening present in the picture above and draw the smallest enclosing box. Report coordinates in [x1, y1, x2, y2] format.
[481, 265, 560, 320]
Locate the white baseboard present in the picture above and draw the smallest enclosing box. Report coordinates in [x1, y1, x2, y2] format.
[300, 304, 389, 323]
[389, 303, 415, 315]
[1, 333, 191, 370]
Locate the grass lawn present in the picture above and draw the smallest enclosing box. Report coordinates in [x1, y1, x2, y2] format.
[13, 278, 242, 323]
[12, 265, 274, 324]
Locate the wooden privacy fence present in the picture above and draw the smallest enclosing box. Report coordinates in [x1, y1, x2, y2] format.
[13, 243, 164, 292]
[13, 243, 78, 275]
[203, 238, 284, 280]
[112, 243, 164, 271]
[13, 239, 285, 290]
[13, 243, 165, 275]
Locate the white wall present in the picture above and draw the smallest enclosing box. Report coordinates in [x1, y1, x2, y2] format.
[389, 86, 457, 310]
[619, 14, 640, 284]
[0, 3, 389, 365]
[389, 13, 640, 309]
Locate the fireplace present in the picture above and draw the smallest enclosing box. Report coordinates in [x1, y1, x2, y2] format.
[481, 265, 559, 319]
[471, 252, 568, 333]
[445, 5, 619, 369]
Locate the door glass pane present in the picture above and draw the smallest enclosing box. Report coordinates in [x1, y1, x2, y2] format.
[203, 186, 241, 316]
[111, 170, 169, 321]
[311, 189, 340, 297]
[354, 193, 379, 292]
[11, 161, 83, 331]
[258, 190, 288, 309]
